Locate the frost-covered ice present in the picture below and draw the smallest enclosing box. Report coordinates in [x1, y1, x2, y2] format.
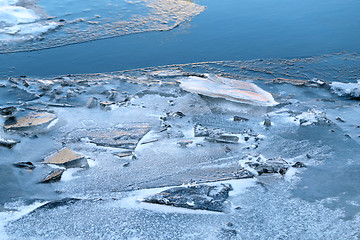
[330, 80, 360, 98]
[0, 0, 205, 53]
[0, 53, 360, 239]
[0, 201, 48, 240]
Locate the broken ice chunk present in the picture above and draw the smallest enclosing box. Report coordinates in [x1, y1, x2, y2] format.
[41, 169, 65, 183]
[330, 81, 360, 98]
[13, 161, 35, 170]
[0, 137, 20, 148]
[3, 112, 57, 131]
[43, 148, 88, 168]
[151, 70, 184, 78]
[296, 109, 331, 126]
[144, 183, 233, 212]
[0, 106, 17, 117]
[67, 124, 151, 149]
[240, 154, 290, 175]
[205, 134, 239, 144]
[178, 74, 278, 106]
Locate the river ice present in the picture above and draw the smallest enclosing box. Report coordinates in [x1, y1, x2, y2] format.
[0, 52, 359, 239]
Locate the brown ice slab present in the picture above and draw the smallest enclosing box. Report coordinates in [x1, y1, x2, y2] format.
[43, 148, 88, 168]
[41, 169, 64, 183]
[4, 112, 57, 131]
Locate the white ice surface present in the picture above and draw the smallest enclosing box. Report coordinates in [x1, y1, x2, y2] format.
[0, 0, 58, 42]
[178, 74, 278, 106]
[330, 80, 360, 97]
[0, 201, 48, 240]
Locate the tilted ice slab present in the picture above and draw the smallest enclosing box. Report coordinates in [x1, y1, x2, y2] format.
[178, 74, 278, 106]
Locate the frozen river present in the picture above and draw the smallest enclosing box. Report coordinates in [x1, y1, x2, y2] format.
[0, 0, 360, 239]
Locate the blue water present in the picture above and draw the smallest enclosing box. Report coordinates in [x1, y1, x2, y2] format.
[0, 0, 359, 77]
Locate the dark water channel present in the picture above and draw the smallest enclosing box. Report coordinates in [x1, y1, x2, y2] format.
[0, 0, 359, 77]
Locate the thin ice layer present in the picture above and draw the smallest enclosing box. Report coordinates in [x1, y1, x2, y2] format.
[0, 0, 205, 53]
[178, 74, 278, 106]
[0, 0, 58, 43]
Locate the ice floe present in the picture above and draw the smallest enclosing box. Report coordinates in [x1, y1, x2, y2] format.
[178, 74, 278, 106]
[0, 0, 205, 53]
[0, 0, 58, 43]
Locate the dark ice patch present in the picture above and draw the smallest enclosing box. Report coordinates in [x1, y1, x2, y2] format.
[144, 183, 232, 212]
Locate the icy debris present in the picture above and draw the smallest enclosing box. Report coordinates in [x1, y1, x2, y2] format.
[43, 148, 88, 169]
[114, 151, 133, 158]
[227, 168, 254, 179]
[179, 74, 278, 106]
[335, 117, 345, 122]
[68, 124, 151, 149]
[3, 111, 57, 131]
[0, 137, 20, 148]
[247, 158, 289, 175]
[239, 154, 290, 176]
[308, 78, 326, 87]
[144, 183, 233, 212]
[295, 109, 331, 126]
[0, 106, 17, 117]
[233, 116, 249, 122]
[38, 80, 54, 91]
[151, 70, 184, 78]
[263, 118, 272, 127]
[13, 161, 35, 170]
[272, 78, 307, 86]
[166, 129, 185, 138]
[292, 162, 306, 168]
[221, 228, 238, 239]
[194, 123, 225, 137]
[160, 111, 185, 121]
[99, 101, 113, 110]
[177, 140, 193, 147]
[330, 80, 360, 98]
[41, 169, 64, 183]
[194, 124, 240, 143]
[206, 134, 239, 144]
[141, 139, 158, 145]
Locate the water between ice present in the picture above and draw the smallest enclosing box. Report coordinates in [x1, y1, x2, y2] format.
[1, 0, 360, 77]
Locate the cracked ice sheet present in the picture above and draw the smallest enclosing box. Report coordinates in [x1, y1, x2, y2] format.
[4, 179, 360, 240]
